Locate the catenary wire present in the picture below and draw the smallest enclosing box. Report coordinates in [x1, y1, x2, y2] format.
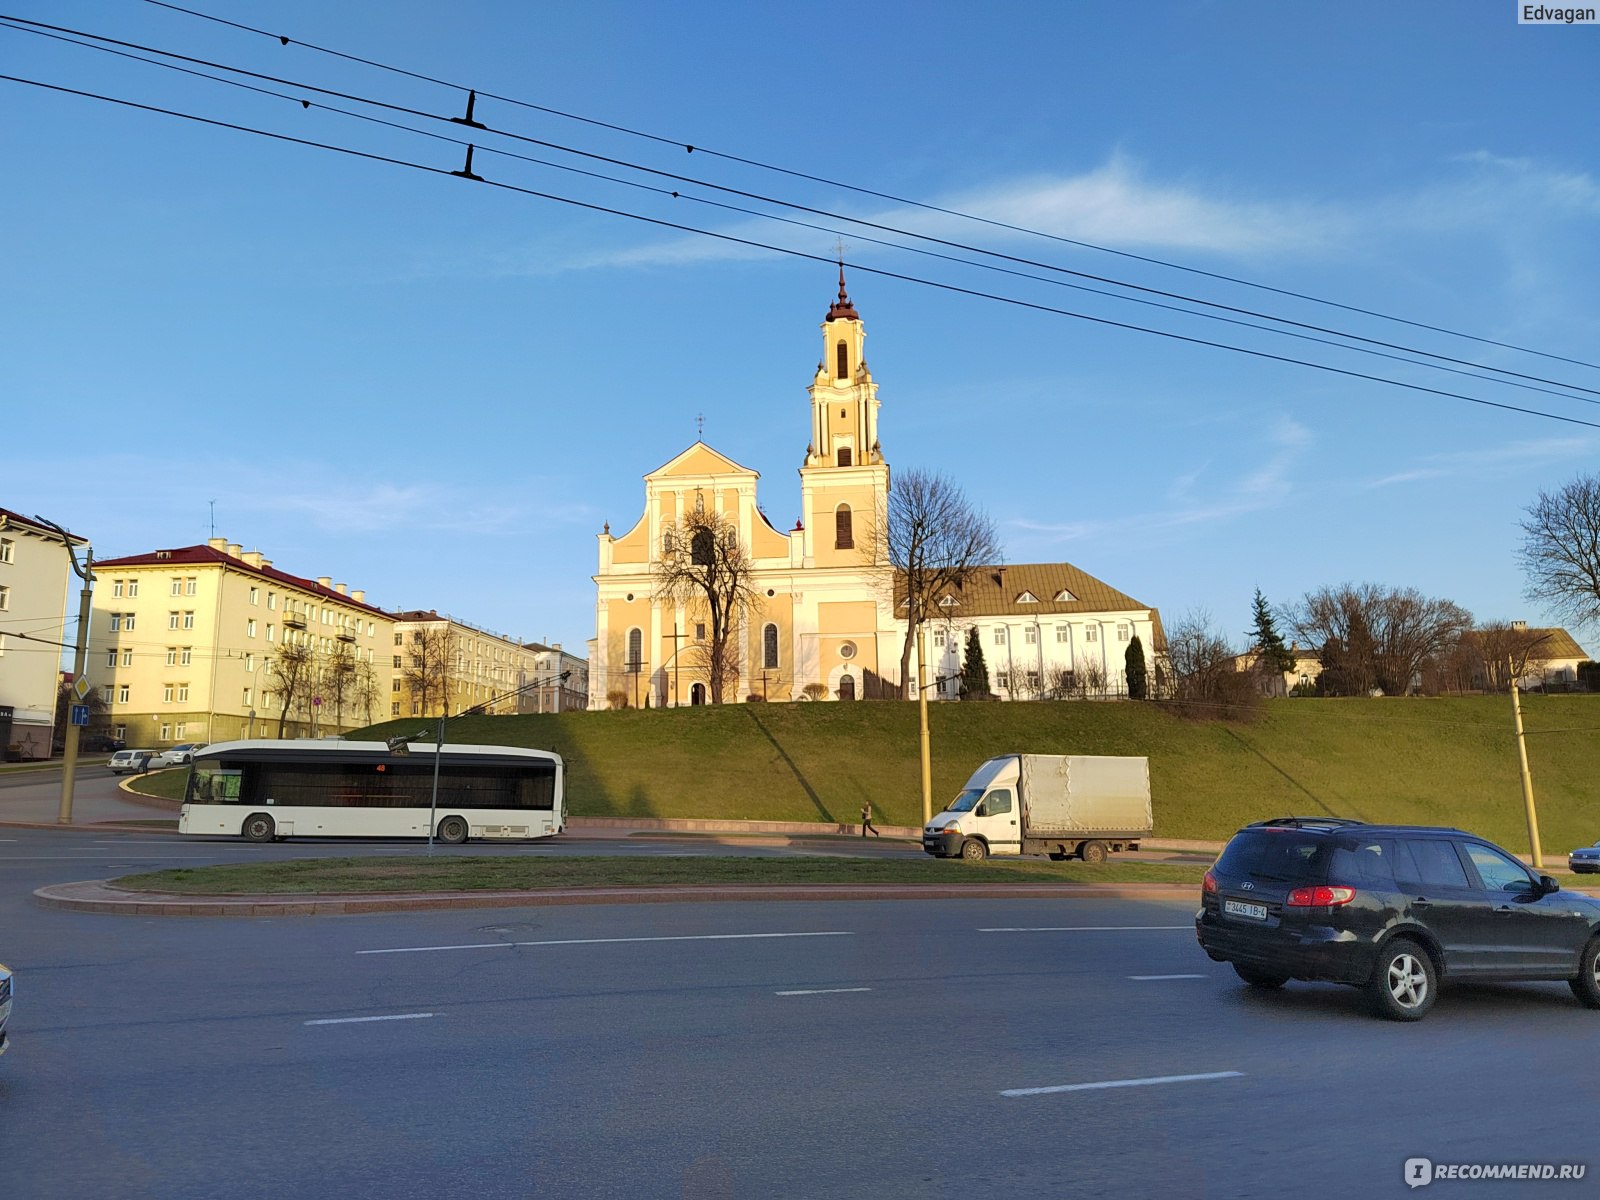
[7, 16, 1600, 402]
[134, 0, 1600, 375]
[12, 19, 1592, 408]
[6, 72, 1600, 435]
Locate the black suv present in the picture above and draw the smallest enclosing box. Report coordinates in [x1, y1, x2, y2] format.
[1196, 818, 1600, 1020]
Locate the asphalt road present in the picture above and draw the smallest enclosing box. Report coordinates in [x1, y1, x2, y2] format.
[3, 774, 1597, 1198]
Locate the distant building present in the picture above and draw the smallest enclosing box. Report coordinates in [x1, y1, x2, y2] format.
[88, 538, 393, 746]
[0, 509, 88, 759]
[1503, 622, 1591, 690]
[390, 612, 586, 717]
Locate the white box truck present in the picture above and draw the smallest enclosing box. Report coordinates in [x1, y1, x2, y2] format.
[922, 754, 1152, 863]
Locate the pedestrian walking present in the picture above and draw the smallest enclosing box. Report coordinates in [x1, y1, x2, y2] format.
[860, 802, 880, 837]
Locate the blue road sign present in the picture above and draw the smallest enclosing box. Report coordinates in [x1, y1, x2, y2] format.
[70, 703, 91, 726]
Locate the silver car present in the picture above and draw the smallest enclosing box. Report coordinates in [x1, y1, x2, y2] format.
[153, 742, 206, 768]
[0, 961, 11, 1057]
[1570, 841, 1600, 875]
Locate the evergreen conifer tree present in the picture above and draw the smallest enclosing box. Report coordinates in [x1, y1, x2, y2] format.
[1125, 635, 1148, 700]
[961, 627, 991, 699]
[1248, 588, 1295, 674]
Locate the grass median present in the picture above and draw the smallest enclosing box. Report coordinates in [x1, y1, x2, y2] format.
[113, 855, 1208, 895]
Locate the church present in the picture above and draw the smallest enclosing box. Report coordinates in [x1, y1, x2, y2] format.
[587, 274, 1164, 706]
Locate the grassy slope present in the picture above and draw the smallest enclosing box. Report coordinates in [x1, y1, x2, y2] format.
[344, 695, 1600, 853]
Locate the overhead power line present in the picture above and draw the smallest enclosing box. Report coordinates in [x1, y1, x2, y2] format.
[6, 15, 1600, 403]
[11, 18, 1594, 408]
[133, 0, 1600, 376]
[6, 72, 1600, 436]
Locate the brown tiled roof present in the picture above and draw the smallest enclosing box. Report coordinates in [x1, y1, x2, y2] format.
[93, 544, 390, 619]
[904, 562, 1165, 649]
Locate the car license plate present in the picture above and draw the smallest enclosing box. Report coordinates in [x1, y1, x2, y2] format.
[1224, 899, 1268, 921]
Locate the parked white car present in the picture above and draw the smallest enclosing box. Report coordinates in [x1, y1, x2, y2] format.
[107, 749, 156, 774]
[153, 743, 207, 768]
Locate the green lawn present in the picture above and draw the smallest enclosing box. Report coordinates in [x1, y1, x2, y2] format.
[114, 854, 1207, 895]
[125, 694, 1600, 854]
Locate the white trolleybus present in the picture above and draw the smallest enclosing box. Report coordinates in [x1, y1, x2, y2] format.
[179, 739, 565, 844]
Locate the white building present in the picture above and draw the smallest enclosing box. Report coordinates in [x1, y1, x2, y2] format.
[0, 508, 89, 759]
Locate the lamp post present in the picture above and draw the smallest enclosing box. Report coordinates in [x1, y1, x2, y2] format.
[33, 515, 92, 826]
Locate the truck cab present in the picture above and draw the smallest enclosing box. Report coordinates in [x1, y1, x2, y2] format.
[923, 756, 1024, 860]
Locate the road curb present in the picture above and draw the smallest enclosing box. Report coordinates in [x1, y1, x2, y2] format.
[34, 879, 1199, 917]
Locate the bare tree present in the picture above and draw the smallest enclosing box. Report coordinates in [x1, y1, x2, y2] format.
[881, 469, 1001, 699]
[1164, 609, 1257, 719]
[319, 644, 359, 731]
[654, 507, 762, 704]
[1519, 473, 1600, 630]
[264, 642, 314, 738]
[1458, 622, 1553, 693]
[402, 625, 457, 717]
[1292, 584, 1471, 696]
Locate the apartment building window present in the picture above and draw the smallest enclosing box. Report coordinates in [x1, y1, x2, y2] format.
[112, 579, 123, 597]
[244, 654, 254, 671]
[160, 723, 171, 740]
[267, 593, 276, 609]
[267, 625, 275, 642]
[122, 649, 132, 667]
[109, 649, 120, 668]
[994, 626, 1007, 646]
[127, 579, 138, 597]
[243, 688, 252, 707]
[412, 702, 422, 716]
[393, 655, 402, 668]
[997, 670, 1011, 690]
[1085, 626, 1098, 643]
[0, 537, 12, 563]
[1117, 623, 1130, 642]
[177, 684, 189, 703]
[102, 685, 114, 705]
[163, 685, 174, 704]
[1056, 625, 1070, 643]
[394, 632, 403, 646]
[1025, 626, 1038, 645]
[181, 648, 192, 666]
[392, 679, 401, 692]
[0, 585, 8, 610]
[392, 702, 401, 716]
[933, 628, 946, 648]
[169, 611, 181, 630]
[113, 723, 126, 741]
[183, 611, 195, 630]
[184, 578, 197, 596]
[171, 578, 183, 596]
[176, 722, 187, 739]
[247, 619, 257, 637]
[249, 587, 259, 605]
[166, 648, 177, 666]
[117, 684, 130, 703]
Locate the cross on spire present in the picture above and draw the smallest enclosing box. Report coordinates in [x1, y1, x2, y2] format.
[696, 412, 704, 441]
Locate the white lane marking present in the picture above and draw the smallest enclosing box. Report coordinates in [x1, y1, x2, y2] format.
[1002, 1071, 1243, 1098]
[305, 1012, 436, 1026]
[775, 987, 872, 996]
[0, 855, 235, 861]
[980, 926, 1193, 933]
[359, 931, 854, 955]
[1129, 974, 1206, 981]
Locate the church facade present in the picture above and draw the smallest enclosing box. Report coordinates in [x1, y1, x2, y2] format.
[588, 276, 1164, 706]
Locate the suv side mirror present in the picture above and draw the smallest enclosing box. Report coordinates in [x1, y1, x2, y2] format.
[1539, 874, 1561, 895]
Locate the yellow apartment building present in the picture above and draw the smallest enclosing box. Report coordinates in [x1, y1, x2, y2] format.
[0, 508, 89, 759]
[390, 611, 585, 718]
[87, 538, 394, 746]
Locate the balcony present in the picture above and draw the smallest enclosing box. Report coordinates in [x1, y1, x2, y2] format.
[283, 613, 307, 630]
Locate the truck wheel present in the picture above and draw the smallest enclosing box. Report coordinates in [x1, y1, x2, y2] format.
[1080, 840, 1109, 865]
[241, 813, 275, 843]
[960, 838, 988, 862]
[437, 816, 469, 845]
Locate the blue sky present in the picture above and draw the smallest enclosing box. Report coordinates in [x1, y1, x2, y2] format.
[5, 1, 1598, 658]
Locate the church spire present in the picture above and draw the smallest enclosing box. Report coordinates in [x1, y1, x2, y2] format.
[825, 261, 859, 322]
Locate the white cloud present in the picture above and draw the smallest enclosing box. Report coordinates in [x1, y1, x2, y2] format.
[1361, 437, 1596, 490]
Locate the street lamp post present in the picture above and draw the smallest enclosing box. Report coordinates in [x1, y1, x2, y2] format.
[34, 516, 92, 825]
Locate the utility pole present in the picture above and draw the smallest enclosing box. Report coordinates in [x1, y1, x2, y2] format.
[1509, 658, 1543, 870]
[34, 516, 93, 825]
[917, 619, 932, 824]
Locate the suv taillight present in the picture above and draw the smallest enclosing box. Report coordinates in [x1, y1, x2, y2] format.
[1202, 870, 1218, 895]
[1285, 885, 1356, 907]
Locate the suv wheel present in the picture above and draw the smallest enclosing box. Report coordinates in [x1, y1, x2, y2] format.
[1367, 938, 1436, 1021]
[1232, 963, 1290, 989]
[1570, 936, 1600, 1009]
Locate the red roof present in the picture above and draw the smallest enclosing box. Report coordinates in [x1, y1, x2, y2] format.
[92, 544, 390, 618]
[0, 507, 87, 544]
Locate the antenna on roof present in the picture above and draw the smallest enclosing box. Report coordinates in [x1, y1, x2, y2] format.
[209, 499, 216, 539]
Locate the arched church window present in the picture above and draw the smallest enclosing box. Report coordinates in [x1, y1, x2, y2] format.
[626, 628, 642, 673]
[835, 505, 853, 549]
[763, 623, 779, 670]
[691, 527, 714, 565]
[836, 447, 852, 467]
[835, 340, 848, 379]
[838, 674, 856, 702]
